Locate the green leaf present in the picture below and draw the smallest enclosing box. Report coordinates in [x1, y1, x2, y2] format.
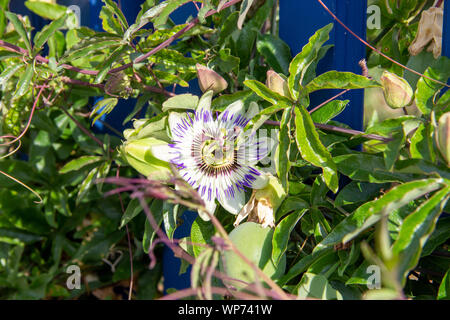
[384, 129, 405, 171]
[415, 57, 450, 115]
[0, 51, 22, 61]
[278, 248, 332, 287]
[310, 176, 329, 207]
[310, 208, 331, 243]
[197, 0, 214, 24]
[296, 272, 343, 300]
[33, 13, 67, 51]
[142, 199, 164, 253]
[0, 64, 23, 86]
[95, 160, 111, 193]
[218, 11, 239, 46]
[153, 0, 190, 29]
[76, 167, 99, 205]
[59, 156, 102, 174]
[124, 1, 169, 40]
[103, 0, 129, 31]
[294, 105, 339, 193]
[256, 34, 291, 75]
[394, 159, 450, 180]
[100, 5, 124, 35]
[305, 71, 380, 94]
[310, 100, 349, 124]
[237, 0, 254, 29]
[24, 1, 67, 20]
[288, 23, 333, 100]
[272, 209, 307, 266]
[5, 11, 32, 53]
[122, 94, 152, 125]
[162, 94, 199, 112]
[244, 79, 292, 105]
[0, 0, 9, 37]
[90, 98, 119, 125]
[335, 181, 389, 207]
[190, 216, 215, 257]
[236, 0, 273, 67]
[73, 230, 124, 262]
[119, 198, 142, 228]
[410, 122, 436, 163]
[316, 178, 444, 250]
[392, 186, 450, 285]
[334, 153, 414, 183]
[211, 90, 254, 111]
[94, 46, 129, 84]
[0, 228, 43, 245]
[14, 64, 33, 98]
[438, 269, 450, 300]
[276, 197, 309, 222]
[60, 36, 120, 63]
[302, 44, 333, 86]
[276, 107, 292, 192]
[163, 203, 181, 240]
[422, 217, 450, 257]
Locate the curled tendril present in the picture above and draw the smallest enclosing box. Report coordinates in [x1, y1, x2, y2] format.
[0, 170, 43, 204]
[0, 85, 46, 204]
[0, 136, 21, 160]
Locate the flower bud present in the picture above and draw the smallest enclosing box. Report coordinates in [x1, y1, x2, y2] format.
[196, 64, 228, 94]
[436, 112, 450, 165]
[380, 71, 413, 109]
[123, 117, 169, 141]
[234, 175, 286, 228]
[266, 70, 290, 98]
[105, 71, 132, 97]
[121, 137, 171, 180]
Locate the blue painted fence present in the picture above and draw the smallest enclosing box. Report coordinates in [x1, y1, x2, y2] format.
[9, 0, 450, 292]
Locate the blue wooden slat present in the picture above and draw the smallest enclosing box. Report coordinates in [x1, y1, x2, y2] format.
[444, 0, 449, 58]
[279, 0, 367, 131]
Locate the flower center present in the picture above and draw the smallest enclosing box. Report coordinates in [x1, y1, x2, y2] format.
[201, 138, 234, 167]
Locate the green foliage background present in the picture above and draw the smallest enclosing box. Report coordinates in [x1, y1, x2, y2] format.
[0, 0, 449, 300]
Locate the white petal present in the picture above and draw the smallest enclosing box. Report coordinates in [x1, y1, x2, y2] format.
[218, 187, 245, 215]
[196, 90, 213, 115]
[234, 192, 256, 226]
[249, 170, 269, 189]
[198, 198, 216, 221]
[168, 112, 188, 139]
[245, 137, 270, 165]
[149, 143, 173, 162]
[245, 101, 259, 120]
[218, 100, 244, 124]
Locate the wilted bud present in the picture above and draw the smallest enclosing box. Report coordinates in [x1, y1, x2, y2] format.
[196, 64, 228, 94]
[105, 71, 132, 97]
[121, 137, 171, 180]
[234, 175, 286, 228]
[266, 70, 290, 97]
[436, 112, 450, 165]
[409, 7, 443, 59]
[380, 71, 413, 109]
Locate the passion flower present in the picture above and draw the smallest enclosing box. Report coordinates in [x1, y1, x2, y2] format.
[220, 222, 286, 288]
[150, 91, 270, 220]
